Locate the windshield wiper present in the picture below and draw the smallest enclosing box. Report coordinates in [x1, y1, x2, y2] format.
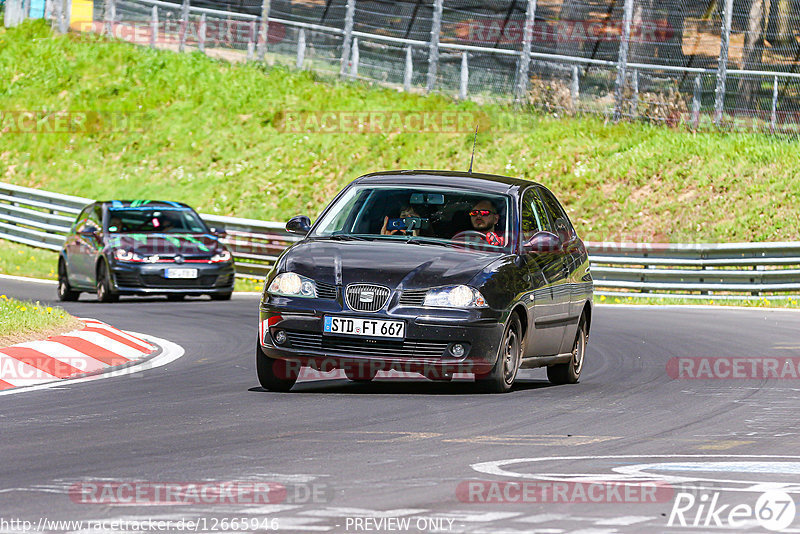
[324, 234, 373, 241]
[405, 236, 456, 248]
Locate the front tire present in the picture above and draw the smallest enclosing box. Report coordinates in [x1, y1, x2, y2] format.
[57, 259, 80, 302]
[210, 292, 233, 301]
[96, 262, 119, 303]
[475, 314, 522, 393]
[256, 342, 298, 392]
[547, 319, 586, 385]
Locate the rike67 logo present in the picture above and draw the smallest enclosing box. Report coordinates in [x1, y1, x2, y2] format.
[668, 490, 796, 531]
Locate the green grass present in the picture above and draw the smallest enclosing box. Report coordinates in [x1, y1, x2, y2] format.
[0, 293, 76, 341]
[1, 21, 800, 244]
[595, 294, 800, 308]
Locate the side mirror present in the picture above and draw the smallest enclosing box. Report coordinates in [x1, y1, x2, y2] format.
[286, 215, 312, 236]
[79, 226, 99, 237]
[523, 231, 562, 254]
[209, 226, 227, 238]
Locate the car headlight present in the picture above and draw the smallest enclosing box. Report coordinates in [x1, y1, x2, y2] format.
[114, 249, 143, 262]
[211, 250, 232, 263]
[268, 273, 317, 298]
[423, 285, 488, 308]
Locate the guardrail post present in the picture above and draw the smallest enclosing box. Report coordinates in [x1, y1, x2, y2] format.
[44, 0, 54, 24]
[247, 25, 255, 61]
[199, 13, 207, 54]
[178, 0, 189, 53]
[103, 0, 115, 36]
[459, 52, 468, 99]
[570, 65, 580, 110]
[150, 5, 158, 49]
[771, 75, 779, 131]
[256, 0, 271, 61]
[52, 0, 62, 31]
[714, 0, 733, 127]
[691, 75, 702, 130]
[339, 0, 355, 76]
[426, 0, 443, 92]
[296, 28, 306, 69]
[59, 0, 69, 33]
[613, 0, 633, 121]
[514, 0, 538, 102]
[403, 46, 413, 91]
[631, 69, 639, 118]
[349, 37, 359, 78]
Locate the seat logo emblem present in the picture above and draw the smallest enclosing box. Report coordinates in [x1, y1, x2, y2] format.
[360, 291, 374, 303]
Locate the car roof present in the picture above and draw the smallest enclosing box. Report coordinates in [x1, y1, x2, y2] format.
[353, 170, 541, 194]
[98, 200, 194, 210]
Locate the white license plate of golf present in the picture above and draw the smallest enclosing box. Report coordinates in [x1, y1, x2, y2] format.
[165, 268, 198, 279]
[323, 316, 405, 339]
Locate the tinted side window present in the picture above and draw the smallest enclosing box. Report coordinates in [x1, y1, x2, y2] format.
[537, 188, 576, 243]
[520, 188, 553, 241]
[73, 206, 93, 233]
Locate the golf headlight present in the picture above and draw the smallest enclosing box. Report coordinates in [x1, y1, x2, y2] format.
[268, 273, 317, 298]
[423, 285, 488, 308]
[114, 249, 142, 262]
[211, 250, 232, 263]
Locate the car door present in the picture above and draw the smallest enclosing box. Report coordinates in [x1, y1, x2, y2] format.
[519, 188, 567, 357]
[64, 206, 91, 287]
[73, 204, 102, 287]
[538, 187, 583, 354]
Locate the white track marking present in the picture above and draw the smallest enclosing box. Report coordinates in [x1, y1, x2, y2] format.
[0, 273, 57, 285]
[0, 333, 184, 396]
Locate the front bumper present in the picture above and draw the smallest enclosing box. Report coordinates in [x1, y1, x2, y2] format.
[258, 295, 506, 376]
[110, 261, 235, 295]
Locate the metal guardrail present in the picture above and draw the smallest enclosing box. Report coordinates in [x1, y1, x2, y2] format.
[2, 182, 799, 299]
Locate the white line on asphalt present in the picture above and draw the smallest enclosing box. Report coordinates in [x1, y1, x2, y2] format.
[0, 273, 57, 285]
[0, 332, 184, 396]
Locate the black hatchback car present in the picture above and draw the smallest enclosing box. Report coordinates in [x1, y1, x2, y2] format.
[257, 171, 593, 393]
[58, 201, 235, 302]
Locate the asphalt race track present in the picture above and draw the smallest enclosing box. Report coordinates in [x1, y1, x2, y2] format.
[2, 277, 800, 533]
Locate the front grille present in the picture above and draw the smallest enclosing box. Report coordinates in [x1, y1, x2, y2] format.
[285, 331, 448, 359]
[140, 274, 218, 288]
[345, 284, 390, 312]
[316, 281, 337, 300]
[398, 289, 428, 307]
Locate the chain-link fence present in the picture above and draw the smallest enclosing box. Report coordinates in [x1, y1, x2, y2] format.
[7, 0, 800, 133]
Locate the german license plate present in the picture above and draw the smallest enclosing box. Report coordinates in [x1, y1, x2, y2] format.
[323, 316, 405, 339]
[165, 268, 198, 279]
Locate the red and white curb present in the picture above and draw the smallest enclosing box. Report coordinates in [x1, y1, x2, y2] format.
[0, 318, 180, 394]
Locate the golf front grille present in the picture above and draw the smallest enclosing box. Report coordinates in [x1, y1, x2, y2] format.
[345, 284, 390, 312]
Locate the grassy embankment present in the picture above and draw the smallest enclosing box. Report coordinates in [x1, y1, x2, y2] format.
[0, 294, 82, 347]
[0, 21, 798, 303]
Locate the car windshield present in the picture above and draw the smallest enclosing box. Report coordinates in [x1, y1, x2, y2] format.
[310, 185, 512, 252]
[107, 207, 209, 234]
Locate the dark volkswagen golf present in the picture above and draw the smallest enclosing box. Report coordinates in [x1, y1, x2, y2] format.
[58, 201, 235, 302]
[257, 171, 593, 393]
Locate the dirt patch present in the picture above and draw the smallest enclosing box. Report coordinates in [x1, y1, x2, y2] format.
[0, 317, 85, 349]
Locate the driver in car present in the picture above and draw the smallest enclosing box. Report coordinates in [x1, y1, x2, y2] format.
[468, 199, 504, 246]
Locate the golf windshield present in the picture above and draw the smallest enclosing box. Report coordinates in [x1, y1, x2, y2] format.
[311, 186, 511, 251]
[107, 208, 209, 234]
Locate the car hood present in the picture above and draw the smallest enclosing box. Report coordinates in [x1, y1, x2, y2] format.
[282, 239, 503, 289]
[107, 234, 224, 256]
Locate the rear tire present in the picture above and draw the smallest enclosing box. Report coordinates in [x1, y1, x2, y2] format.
[210, 292, 233, 301]
[96, 262, 119, 303]
[57, 259, 80, 302]
[475, 314, 522, 393]
[166, 294, 185, 301]
[256, 342, 298, 392]
[547, 319, 586, 385]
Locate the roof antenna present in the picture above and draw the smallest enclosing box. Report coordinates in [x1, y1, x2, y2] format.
[468, 124, 478, 174]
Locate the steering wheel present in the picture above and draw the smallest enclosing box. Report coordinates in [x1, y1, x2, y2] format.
[452, 230, 489, 243]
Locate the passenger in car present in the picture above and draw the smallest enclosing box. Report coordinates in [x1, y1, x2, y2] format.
[381, 205, 422, 236]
